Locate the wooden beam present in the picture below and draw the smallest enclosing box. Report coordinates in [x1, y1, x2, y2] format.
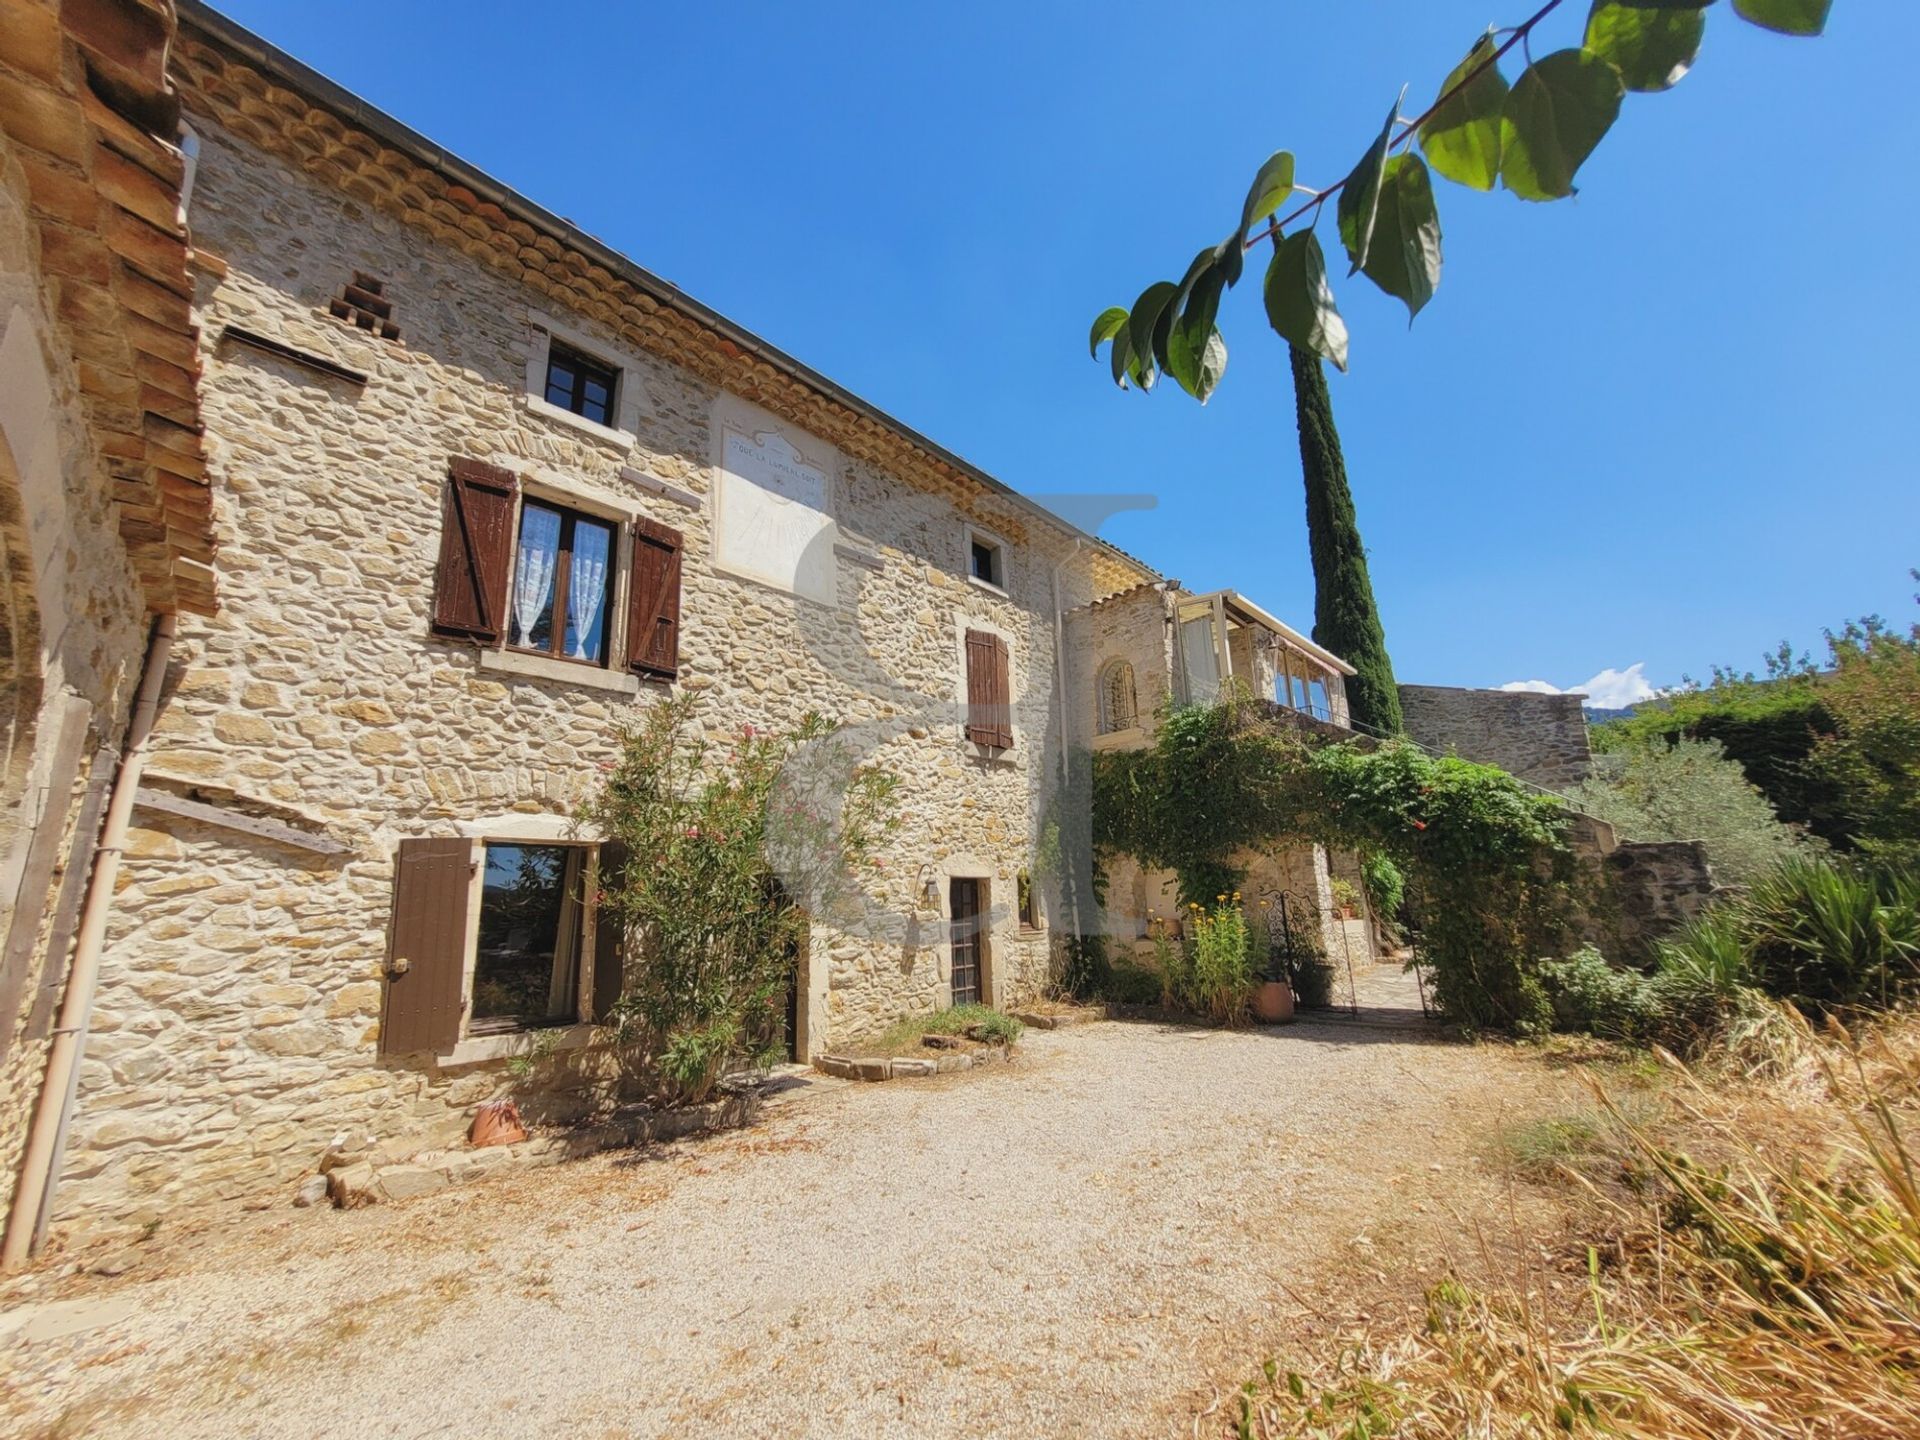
[133, 787, 351, 857]
[218, 325, 368, 385]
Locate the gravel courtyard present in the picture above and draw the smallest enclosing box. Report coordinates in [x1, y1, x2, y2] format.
[1, 1019, 1577, 1439]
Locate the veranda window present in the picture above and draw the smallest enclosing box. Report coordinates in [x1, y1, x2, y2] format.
[508, 500, 615, 665]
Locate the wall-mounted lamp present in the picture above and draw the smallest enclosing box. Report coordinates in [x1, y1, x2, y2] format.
[915, 864, 940, 914]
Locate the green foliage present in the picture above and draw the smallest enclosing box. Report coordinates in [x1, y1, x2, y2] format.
[1262, 231, 1348, 371]
[1420, 34, 1508, 190]
[1093, 697, 1576, 1035]
[1568, 736, 1821, 885]
[921, 1003, 1024, 1046]
[1498, 48, 1625, 201]
[1183, 899, 1260, 1026]
[1360, 852, 1405, 921]
[1096, 957, 1165, 1006]
[579, 695, 900, 1103]
[1288, 952, 1336, 1010]
[1731, 859, 1920, 1012]
[1585, 3, 1707, 92]
[1290, 345, 1402, 736]
[1593, 582, 1920, 861]
[1090, 1, 1829, 384]
[1806, 603, 1920, 868]
[1539, 942, 1749, 1051]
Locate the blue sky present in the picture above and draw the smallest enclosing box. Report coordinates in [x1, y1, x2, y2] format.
[210, 2, 1916, 702]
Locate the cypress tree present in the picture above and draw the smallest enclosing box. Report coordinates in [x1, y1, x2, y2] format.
[1288, 344, 1403, 737]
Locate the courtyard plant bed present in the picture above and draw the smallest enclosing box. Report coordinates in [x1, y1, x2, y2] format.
[814, 1004, 1022, 1080]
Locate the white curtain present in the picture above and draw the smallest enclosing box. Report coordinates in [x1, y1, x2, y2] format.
[512, 507, 561, 647]
[566, 521, 610, 659]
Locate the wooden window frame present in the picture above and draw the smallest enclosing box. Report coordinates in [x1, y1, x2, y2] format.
[505, 499, 619, 670]
[543, 339, 620, 427]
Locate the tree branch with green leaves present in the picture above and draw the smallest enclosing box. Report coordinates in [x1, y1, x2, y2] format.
[1090, 0, 1832, 399]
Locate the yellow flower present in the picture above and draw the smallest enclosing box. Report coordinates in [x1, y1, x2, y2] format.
[1215, 893, 1227, 902]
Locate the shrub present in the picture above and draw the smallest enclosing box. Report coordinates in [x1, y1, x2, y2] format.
[1539, 946, 1655, 1040]
[1568, 736, 1820, 886]
[1288, 953, 1336, 1010]
[579, 695, 900, 1103]
[1097, 957, 1165, 1006]
[1737, 858, 1920, 1011]
[1183, 899, 1258, 1026]
[1359, 853, 1404, 924]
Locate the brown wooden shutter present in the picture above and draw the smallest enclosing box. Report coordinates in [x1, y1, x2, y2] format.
[379, 837, 472, 1056]
[591, 840, 629, 1023]
[429, 457, 517, 643]
[964, 629, 1013, 749]
[626, 518, 682, 680]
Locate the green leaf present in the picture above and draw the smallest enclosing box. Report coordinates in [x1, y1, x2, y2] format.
[1108, 324, 1136, 389]
[1238, 150, 1297, 239]
[1732, 0, 1829, 35]
[1214, 228, 1246, 289]
[1167, 262, 1229, 400]
[1586, 2, 1707, 91]
[1126, 281, 1178, 391]
[1338, 90, 1406, 274]
[1500, 49, 1625, 201]
[1420, 34, 1510, 191]
[1263, 230, 1349, 372]
[1088, 307, 1128, 359]
[1339, 154, 1442, 320]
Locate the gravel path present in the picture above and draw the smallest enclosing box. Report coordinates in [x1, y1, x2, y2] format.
[1, 1020, 1576, 1439]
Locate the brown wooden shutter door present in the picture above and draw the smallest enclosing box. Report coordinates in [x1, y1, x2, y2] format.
[987, 633, 1013, 747]
[591, 840, 629, 1022]
[429, 458, 517, 643]
[380, 838, 472, 1056]
[965, 629, 1012, 748]
[626, 518, 682, 680]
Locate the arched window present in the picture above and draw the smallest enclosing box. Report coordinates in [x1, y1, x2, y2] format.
[1097, 658, 1138, 735]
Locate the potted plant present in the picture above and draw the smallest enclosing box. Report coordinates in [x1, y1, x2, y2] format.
[1329, 877, 1360, 921]
[1255, 947, 1296, 1023]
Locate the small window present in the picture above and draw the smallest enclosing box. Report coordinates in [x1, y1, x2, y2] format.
[507, 500, 616, 666]
[967, 531, 1005, 589]
[1097, 658, 1138, 735]
[1017, 869, 1042, 931]
[544, 340, 619, 427]
[472, 843, 589, 1031]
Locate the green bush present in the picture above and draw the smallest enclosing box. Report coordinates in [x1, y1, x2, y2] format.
[1736, 859, 1920, 1011]
[1097, 957, 1165, 1006]
[1288, 953, 1336, 1010]
[1184, 900, 1258, 1026]
[1360, 853, 1405, 924]
[1568, 737, 1820, 886]
[1539, 944, 1744, 1052]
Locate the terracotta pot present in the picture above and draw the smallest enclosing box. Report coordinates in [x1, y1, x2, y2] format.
[1253, 979, 1296, 1024]
[469, 1099, 527, 1148]
[1338, 905, 1356, 920]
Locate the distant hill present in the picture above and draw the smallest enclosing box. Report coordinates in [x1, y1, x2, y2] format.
[1583, 705, 1637, 725]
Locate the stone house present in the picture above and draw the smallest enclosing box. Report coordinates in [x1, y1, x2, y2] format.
[1, 0, 216, 1261]
[33, 2, 1185, 1234]
[1062, 581, 1378, 974]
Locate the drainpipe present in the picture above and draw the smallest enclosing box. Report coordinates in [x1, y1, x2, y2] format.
[3, 612, 175, 1268]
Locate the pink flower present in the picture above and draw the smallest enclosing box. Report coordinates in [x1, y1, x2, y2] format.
[1412, 820, 1428, 831]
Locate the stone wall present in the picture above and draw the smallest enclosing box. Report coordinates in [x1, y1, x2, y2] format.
[0, 136, 150, 1229]
[1398, 683, 1593, 792]
[53, 109, 1121, 1232]
[1064, 583, 1174, 749]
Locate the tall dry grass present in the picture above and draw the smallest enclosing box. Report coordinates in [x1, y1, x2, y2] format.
[1223, 1009, 1920, 1438]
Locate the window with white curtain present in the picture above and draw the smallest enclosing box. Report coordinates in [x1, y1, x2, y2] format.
[507, 499, 615, 666]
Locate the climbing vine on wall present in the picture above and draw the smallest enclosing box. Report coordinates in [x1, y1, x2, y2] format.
[1092, 691, 1578, 1033]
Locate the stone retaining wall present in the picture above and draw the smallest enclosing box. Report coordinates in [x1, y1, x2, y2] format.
[1398, 683, 1593, 792]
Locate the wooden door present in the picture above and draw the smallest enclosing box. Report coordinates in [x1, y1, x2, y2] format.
[949, 878, 984, 1006]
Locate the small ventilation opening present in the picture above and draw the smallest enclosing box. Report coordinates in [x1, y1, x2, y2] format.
[328, 271, 401, 341]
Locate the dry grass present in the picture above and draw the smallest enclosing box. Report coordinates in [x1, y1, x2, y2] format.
[1215, 1008, 1920, 1439]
